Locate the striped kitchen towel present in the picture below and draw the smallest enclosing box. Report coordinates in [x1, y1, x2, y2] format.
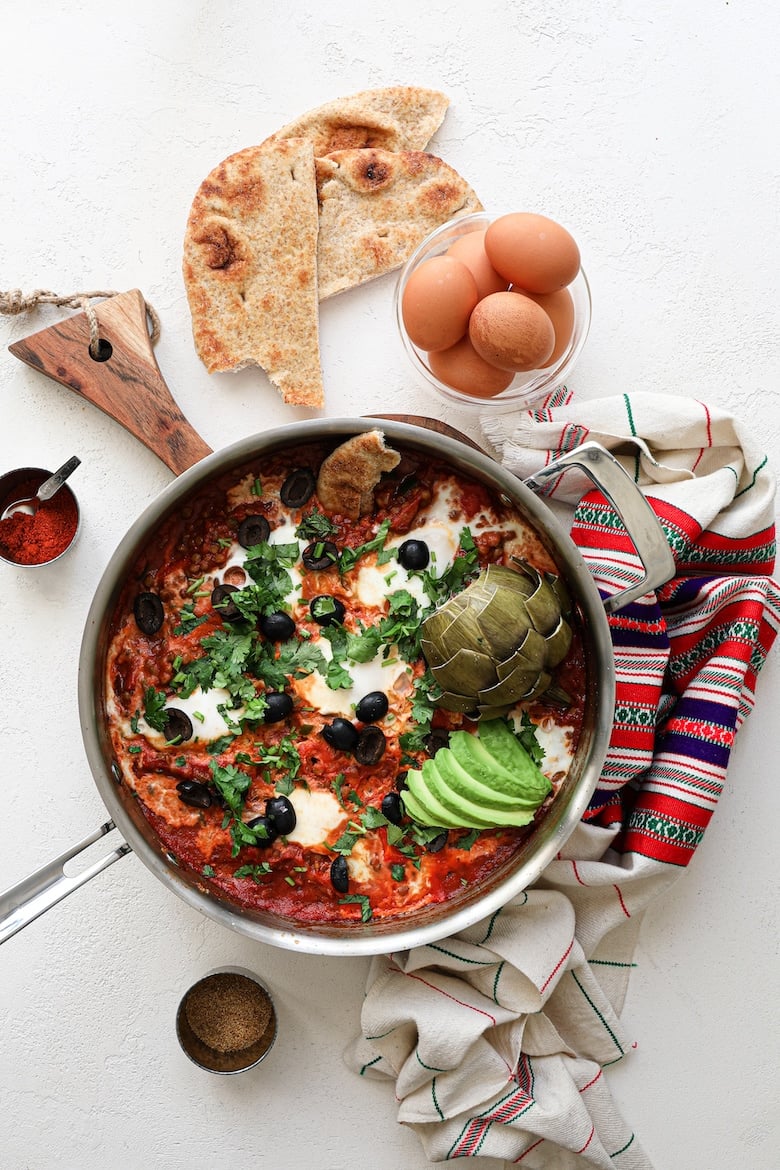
[345, 391, 780, 1168]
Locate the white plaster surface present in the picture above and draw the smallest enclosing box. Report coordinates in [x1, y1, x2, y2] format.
[0, 2, 778, 1167]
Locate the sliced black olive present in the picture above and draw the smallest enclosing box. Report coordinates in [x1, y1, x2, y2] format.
[246, 815, 277, 848]
[260, 611, 296, 641]
[162, 708, 194, 744]
[176, 780, 212, 809]
[321, 718, 359, 752]
[309, 594, 345, 627]
[381, 791, 403, 825]
[426, 831, 449, 853]
[354, 726, 386, 766]
[330, 854, 349, 894]
[237, 514, 270, 548]
[263, 691, 293, 723]
[355, 691, 389, 723]
[302, 540, 339, 571]
[280, 467, 316, 509]
[266, 795, 296, 836]
[423, 731, 449, 757]
[394, 770, 409, 792]
[133, 591, 164, 635]
[398, 539, 430, 571]
[211, 583, 242, 621]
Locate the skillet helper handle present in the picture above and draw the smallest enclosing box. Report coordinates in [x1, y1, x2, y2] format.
[523, 440, 676, 614]
[0, 821, 131, 945]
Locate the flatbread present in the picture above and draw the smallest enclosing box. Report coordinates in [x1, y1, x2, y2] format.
[182, 137, 324, 407]
[315, 149, 483, 299]
[316, 430, 401, 518]
[266, 86, 449, 155]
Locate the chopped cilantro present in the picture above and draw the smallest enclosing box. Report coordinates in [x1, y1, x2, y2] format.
[296, 507, 337, 540]
[338, 518, 391, 575]
[385, 822, 405, 846]
[378, 589, 423, 662]
[142, 685, 168, 732]
[127, 745, 142, 755]
[339, 893, 373, 922]
[390, 864, 406, 882]
[455, 828, 480, 850]
[516, 711, 545, 765]
[174, 755, 186, 767]
[251, 735, 302, 792]
[332, 773, 348, 809]
[209, 760, 251, 815]
[331, 827, 364, 854]
[311, 595, 338, 621]
[421, 526, 479, 605]
[202, 864, 215, 878]
[206, 734, 237, 756]
[345, 624, 383, 663]
[234, 862, 272, 882]
[361, 805, 390, 830]
[173, 604, 209, 636]
[325, 659, 353, 690]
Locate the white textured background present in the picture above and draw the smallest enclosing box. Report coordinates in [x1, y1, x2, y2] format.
[1, 2, 778, 1167]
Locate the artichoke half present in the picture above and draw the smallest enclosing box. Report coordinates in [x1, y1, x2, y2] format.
[420, 561, 573, 718]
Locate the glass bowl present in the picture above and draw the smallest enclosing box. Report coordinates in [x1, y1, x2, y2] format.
[395, 211, 591, 410]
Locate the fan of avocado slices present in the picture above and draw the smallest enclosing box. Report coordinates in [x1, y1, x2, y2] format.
[400, 718, 552, 830]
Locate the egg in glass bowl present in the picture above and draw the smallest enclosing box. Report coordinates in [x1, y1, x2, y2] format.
[395, 211, 591, 409]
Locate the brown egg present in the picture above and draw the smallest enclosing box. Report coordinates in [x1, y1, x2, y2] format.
[485, 212, 580, 294]
[513, 286, 575, 367]
[428, 335, 515, 398]
[446, 229, 508, 299]
[401, 255, 479, 352]
[469, 291, 555, 372]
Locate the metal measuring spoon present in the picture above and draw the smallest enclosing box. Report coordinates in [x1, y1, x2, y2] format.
[0, 455, 81, 520]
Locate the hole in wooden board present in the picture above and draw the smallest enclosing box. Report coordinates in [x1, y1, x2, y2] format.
[89, 338, 113, 362]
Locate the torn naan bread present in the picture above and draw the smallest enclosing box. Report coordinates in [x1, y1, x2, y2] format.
[315, 148, 483, 299]
[266, 85, 449, 155]
[182, 137, 324, 407]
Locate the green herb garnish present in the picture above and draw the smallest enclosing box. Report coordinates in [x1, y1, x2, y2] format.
[142, 685, 168, 732]
[339, 893, 373, 922]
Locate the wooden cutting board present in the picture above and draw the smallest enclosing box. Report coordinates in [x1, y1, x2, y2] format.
[8, 289, 483, 473]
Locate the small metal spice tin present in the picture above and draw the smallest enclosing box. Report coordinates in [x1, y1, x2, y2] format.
[0, 466, 81, 567]
[175, 966, 278, 1074]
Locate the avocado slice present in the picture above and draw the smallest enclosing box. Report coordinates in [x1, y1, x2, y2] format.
[400, 783, 451, 830]
[423, 756, 536, 828]
[478, 720, 551, 801]
[432, 744, 525, 809]
[404, 769, 476, 829]
[448, 732, 544, 807]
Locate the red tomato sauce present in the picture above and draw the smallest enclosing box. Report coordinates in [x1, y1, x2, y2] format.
[104, 439, 586, 927]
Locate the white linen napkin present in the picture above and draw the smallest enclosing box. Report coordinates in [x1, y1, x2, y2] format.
[344, 390, 780, 1168]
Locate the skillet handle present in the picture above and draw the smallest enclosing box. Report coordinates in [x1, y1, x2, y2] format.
[523, 440, 676, 614]
[0, 821, 131, 945]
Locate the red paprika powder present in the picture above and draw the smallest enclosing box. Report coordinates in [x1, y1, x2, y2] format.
[0, 475, 79, 565]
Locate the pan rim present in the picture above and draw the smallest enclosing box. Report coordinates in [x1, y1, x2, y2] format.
[78, 417, 615, 956]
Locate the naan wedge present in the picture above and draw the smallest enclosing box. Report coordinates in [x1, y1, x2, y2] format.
[315, 149, 483, 299]
[182, 137, 324, 407]
[266, 85, 449, 155]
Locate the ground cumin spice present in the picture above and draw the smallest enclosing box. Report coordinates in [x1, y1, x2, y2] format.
[184, 972, 274, 1054]
[0, 475, 79, 565]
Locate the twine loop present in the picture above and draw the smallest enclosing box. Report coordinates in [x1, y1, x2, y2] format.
[0, 288, 161, 356]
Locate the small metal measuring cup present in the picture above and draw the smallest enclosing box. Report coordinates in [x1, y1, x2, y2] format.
[175, 967, 278, 1074]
